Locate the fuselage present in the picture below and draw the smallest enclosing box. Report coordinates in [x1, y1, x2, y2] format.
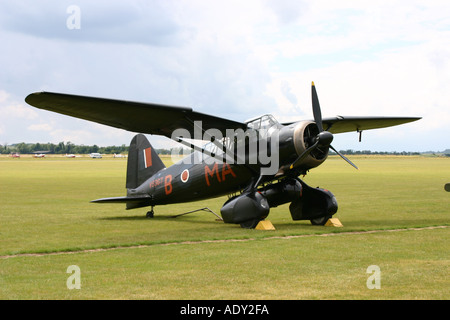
[133, 153, 253, 206]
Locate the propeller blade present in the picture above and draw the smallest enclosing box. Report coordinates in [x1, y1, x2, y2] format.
[275, 82, 358, 178]
[275, 140, 319, 177]
[330, 145, 359, 170]
[311, 82, 323, 132]
[290, 140, 319, 170]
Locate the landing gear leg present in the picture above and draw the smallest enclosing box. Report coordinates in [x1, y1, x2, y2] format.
[146, 207, 154, 218]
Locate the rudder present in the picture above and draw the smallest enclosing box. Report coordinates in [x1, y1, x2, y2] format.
[126, 134, 166, 189]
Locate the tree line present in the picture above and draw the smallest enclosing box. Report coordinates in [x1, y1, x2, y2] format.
[2, 142, 189, 155]
[4, 141, 447, 157]
[330, 150, 422, 156]
[2, 142, 127, 155]
[1, 142, 434, 156]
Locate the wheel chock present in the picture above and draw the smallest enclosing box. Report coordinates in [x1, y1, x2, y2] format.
[325, 218, 343, 227]
[255, 220, 276, 231]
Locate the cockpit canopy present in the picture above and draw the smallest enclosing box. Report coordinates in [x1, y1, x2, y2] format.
[245, 114, 282, 131]
[185, 114, 282, 164]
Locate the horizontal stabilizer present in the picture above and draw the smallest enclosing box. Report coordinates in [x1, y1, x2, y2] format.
[91, 195, 152, 210]
[91, 196, 150, 203]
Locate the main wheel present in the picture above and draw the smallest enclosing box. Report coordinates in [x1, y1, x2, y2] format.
[240, 219, 261, 229]
[310, 215, 331, 226]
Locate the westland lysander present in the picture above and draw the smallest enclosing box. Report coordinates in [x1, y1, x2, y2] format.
[26, 83, 420, 228]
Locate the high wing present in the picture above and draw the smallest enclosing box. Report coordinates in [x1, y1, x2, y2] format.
[323, 116, 421, 134]
[25, 92, 421, 138]
[283, 116, 421, 134]
[25, 92, 247, 138]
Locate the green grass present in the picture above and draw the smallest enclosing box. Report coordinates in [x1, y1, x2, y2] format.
[0, 155, 449, 299]
[1, 228, 448, 299]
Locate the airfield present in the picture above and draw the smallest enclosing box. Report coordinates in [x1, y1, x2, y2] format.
[0, 154, 448, 299]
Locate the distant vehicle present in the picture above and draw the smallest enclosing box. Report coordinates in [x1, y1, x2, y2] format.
[65, 154, 76, 158]
[113, 153, 126, 158]
[33, 151, 50, 158]
[10, 152, 20, 158]
[89, 153, 102, 158]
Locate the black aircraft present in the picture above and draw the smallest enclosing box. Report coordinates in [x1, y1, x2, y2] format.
[25, 83, 420, 228]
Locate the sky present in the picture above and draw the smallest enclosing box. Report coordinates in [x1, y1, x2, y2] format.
[0, 0, 449, 152]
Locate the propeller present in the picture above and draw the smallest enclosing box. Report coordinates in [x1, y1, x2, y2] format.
[290, 82, 358, 171]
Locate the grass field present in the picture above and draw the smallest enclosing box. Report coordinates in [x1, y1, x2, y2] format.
[0, 155, 448, 299]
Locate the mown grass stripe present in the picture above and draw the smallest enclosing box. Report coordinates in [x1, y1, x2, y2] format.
[1, 225, 447, 259]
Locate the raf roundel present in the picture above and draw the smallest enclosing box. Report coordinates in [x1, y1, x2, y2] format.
[181, 169, 189, 183]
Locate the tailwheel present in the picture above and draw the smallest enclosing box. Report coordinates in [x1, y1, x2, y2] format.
[146, 207, 154, 218]
[310, 215, 331, 226]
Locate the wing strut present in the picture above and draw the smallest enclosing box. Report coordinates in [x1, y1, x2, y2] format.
[174, 137, 226, 163]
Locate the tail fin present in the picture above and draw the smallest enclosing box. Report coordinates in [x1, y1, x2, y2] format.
[126, 134, 166, 189]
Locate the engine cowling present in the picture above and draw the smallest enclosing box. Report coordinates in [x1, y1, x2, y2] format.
[292, 120, 329, 170]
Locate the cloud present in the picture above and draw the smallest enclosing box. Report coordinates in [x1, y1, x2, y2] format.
[0, 0, 189, 46]
[48, 129, 94, 145]
[0, 91, 38, 120]
[265, 0, 309, 25]
[280, 81, 299, 108]
[0, 90, 41, 143]
[27, 123, 53, 132]
[0, 1, 448, 152]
